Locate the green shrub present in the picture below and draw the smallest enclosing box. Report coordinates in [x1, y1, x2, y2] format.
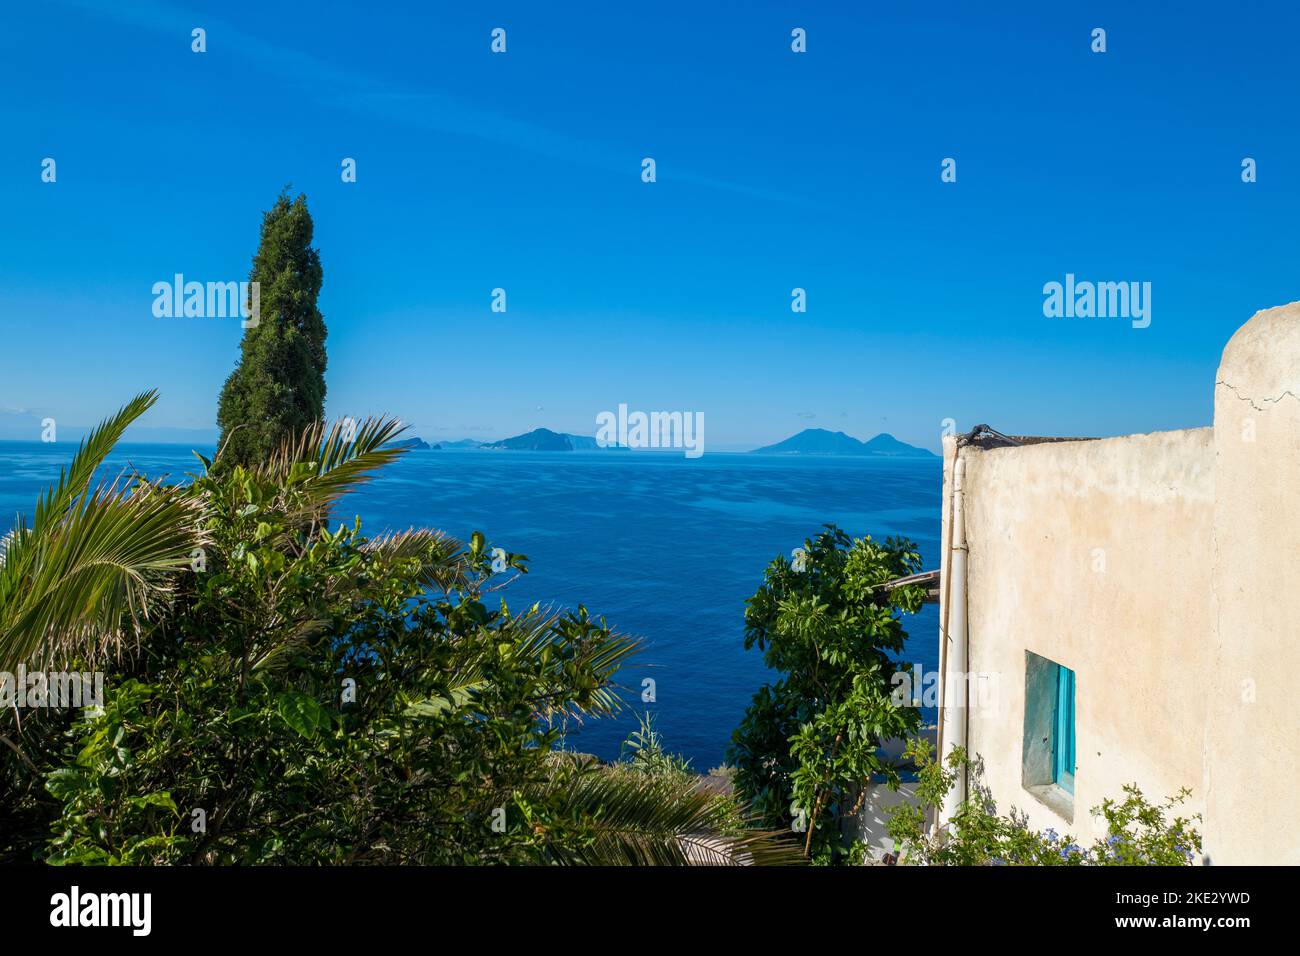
[729, 525, 925, 863]
[886, 739, 1203, 866]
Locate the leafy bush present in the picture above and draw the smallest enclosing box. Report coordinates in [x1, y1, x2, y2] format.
[1, 396, 798, 865]
[886, 739, 1203, 866]
[728, 525, 925, 863]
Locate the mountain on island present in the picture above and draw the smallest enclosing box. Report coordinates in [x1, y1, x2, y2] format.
[752, 428, 937, 458]
[387, 437, 432, 450]
[481, 428, 624, 451]
[482, 428, 577, 451]
[858, 433, 938, 457]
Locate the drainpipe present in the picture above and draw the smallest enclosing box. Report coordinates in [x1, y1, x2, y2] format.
[938, 455, 969, 827]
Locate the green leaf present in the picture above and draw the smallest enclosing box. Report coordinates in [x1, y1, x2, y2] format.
[46, 768, 90, 800]
[277, 691, 329, 739]
[127, 791, 179, 813]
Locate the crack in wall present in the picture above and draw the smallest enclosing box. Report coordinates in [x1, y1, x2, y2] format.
[1216, 379, 1300, 412]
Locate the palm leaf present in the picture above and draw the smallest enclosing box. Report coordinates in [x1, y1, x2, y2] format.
[402, 606, 640, 722]
[31, 391, 158, 533]
[362, 528, 467, 593]
[0, 394, 200, 672]
[251, 416, 409, 515]
[541, 765, 805, 866]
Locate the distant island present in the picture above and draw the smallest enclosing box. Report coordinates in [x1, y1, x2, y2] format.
[384, 426, 936, 456]
[751, 428, 937, 458]
[481, 428, 616, 451]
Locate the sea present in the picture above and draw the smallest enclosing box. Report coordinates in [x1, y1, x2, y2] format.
[0, 442, 942, 770]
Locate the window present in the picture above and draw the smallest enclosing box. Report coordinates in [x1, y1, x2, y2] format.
[1053, 665, 1076, 794]
[1022, 651, 1076, 819]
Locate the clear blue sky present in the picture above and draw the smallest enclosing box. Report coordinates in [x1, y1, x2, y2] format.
[2, 0, 1297, 450]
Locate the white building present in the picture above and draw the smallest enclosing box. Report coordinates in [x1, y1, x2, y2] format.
[934, 300, 1300, 865]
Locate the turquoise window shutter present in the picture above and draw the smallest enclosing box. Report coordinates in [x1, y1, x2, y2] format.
[1053, 665, 1076, 794]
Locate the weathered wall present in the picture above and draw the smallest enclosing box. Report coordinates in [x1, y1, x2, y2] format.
[949, 428, 1214, 846]
[1204, 301, 1300, 864]
[941, 301, 1300, 863]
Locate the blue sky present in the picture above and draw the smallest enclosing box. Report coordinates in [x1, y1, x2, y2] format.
[1, 0, 1297, 451]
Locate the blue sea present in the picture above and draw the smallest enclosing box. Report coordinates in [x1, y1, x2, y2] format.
[0, 442, 942, 769]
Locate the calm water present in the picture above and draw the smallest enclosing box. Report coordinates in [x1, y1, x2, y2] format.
[0, 442, 942, 769]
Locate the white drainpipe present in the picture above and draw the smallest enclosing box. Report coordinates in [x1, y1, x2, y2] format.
[939, 455, 969, 827]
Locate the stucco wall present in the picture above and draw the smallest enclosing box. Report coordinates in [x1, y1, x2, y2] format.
[1204, 301, 1300, 864]
[940, 300, 1300, 863]
[946, 428, 1215, 846]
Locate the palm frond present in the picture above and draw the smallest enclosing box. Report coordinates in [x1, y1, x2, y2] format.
[505, 606, 640, 719]
[541, 765, 806, 866]
[362, 528, 467, 592]
[0, 393, 201, 671]
[31, 391, 159, 533]
[0, 463, 200, 672]
[402, 606, 640, 722]
[253, 416, 409, 513]
[250, 616, 332, 673]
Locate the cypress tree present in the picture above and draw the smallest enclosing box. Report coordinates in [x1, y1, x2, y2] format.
[216, 192, 327, 466]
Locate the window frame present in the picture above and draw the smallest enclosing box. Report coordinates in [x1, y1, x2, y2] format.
[1021, 650, 1076, 820]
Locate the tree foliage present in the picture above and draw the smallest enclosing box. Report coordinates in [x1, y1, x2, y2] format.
[216, 191, 327, 468]
[1, 398, 799, 866]
[728, 525, 924, 863]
